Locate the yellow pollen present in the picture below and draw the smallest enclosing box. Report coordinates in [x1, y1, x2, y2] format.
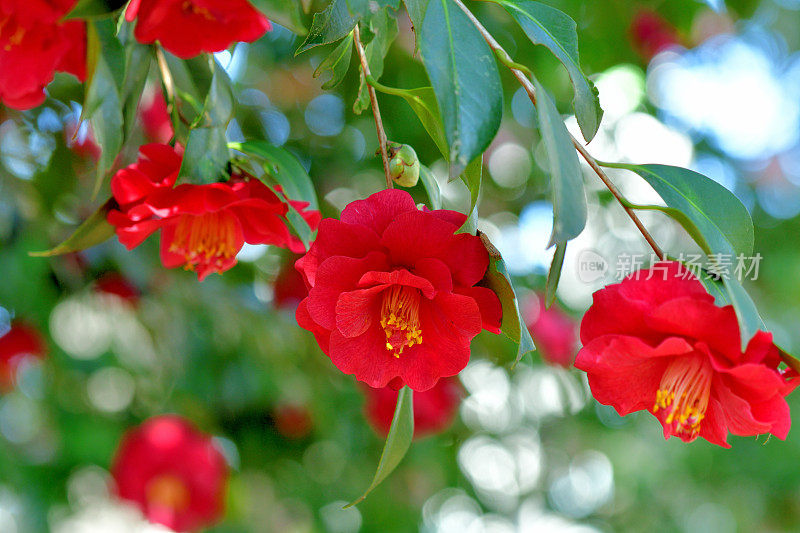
[380, 285, 423, 358]
[145, 474, 190, 511]
[181, 0, 216, 21]
[169, 212, 238, 275]
[3, 25, 25, 52]
[652, 355, 712, 439]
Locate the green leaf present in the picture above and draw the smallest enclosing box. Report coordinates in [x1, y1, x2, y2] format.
[120, 43, 152, 140]
[83, 20, 124, 196]
[228, 141, 319, 210]
[369, 83, 447, 156]
[603, 163, 754, 257]
[249, 0, 308, 35]
[63, 0, 127, 20]
[419, 0, 503, 178]
[456, 156, 482, 234]
[545, 241, 566, 308]
[532, 76, 587, 246]
[419, 165, 441, 210]
[179, 61, 234, 182]
[297, 0, 359, 54]
[313, 32, 354, 90]
[354, 10, 399, 114]
[486, 0, 602, 142]
[403, 0, 430, 39]
[345, 387, 414, 508]
[347, 0, 401, 17]
[29, 199, 117, 257]
[479, 233, 536, 364]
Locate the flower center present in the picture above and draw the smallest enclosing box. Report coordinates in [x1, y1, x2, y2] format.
[145, 474, 190, 512]
[653, 355, 712, 438]
[181, 0, 216, 21]
[380, 285, 423, 358]
[169, 211, 238, 274]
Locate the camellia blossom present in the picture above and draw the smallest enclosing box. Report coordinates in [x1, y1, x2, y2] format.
[525, 294, 578, 367]
[125, 0, 271, 59]
[0, 322, 45, 391]
[575, 261, 795, 447]
[273, 254, 308, 310]
[296, 189, 502, 391]
[107, 144, 320, 281]
[111, 415, 228, 532]
[630, 9, 680, 60]
[95, 272, 140, 307]
[0, 0, 86, 109]
[364, 377, 462, 438]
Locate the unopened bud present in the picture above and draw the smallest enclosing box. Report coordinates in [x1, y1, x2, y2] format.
[387, 143, 420, 188]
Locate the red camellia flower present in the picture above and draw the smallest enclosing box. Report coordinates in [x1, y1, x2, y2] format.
[139, 89, 173, 144]
[125, 0, 271, 59]
[630, 9, 680, 60]
[525, 294, 578, 367]
[272, 403, 313, 440]
[364, 377, 463, 438]
[0, 322, 45, 391]
[95, 272, 141, 307]
[575, 261, 795, 447]
[111, 415, 228, 532]
[107, 144, 320, 281]
[273, 254, 308, 310]
[0, 0, 86, 109]
[296, 189, 502, 391]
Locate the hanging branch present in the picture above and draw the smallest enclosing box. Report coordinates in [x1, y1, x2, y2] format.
[353, 24, 394, 190]
[452, 0, 665, 261]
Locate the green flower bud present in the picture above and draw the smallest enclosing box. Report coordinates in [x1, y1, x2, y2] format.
[387, 143, 420, 188]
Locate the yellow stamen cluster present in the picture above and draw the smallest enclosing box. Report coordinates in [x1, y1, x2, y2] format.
[652, 356, 712, 438]
[380, 285, 423, 358]
[2, 25, 25, 52]
[169, 212, 238, 274]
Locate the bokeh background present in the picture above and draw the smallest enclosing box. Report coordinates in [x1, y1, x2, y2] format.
[3, 0, 800, 531]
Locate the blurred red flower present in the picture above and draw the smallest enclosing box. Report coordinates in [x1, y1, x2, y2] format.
[575, 261, 795, 447]
[95, 272, 140, 307]
[65, 119, 100, 160]
[111, 415, 228, 532]
[0, 0, 86, 109]
[273, 254, 308, 310]
[296, 189, 502, 391]
[364, 377, 462, 438]
[107, 144, 320, 281]
[272, 403, 313, 440]
[125, 0, 270, 59]
[0, 322, 45, 391]
[630, 9, 680, 60]
[139, 89, 173, 144]
[524, 294, 577, 367]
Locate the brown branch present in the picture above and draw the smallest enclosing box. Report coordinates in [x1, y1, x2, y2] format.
[451, 0, 665, 261]
[353, 24, 393, 189]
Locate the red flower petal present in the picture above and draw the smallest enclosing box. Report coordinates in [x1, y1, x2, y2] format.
[340, 188, 419, 235]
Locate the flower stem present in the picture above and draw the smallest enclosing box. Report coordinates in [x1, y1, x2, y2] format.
[353, 24, 393, 190]
[451, 0, 665, 261]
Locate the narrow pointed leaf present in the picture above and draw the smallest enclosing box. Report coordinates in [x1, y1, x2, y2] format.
[419, 0, 502, 178]
[29, 199, 117, 257]
[480, 233, 536, 364]
[297, 0, 359, 54]
[545, 241, 566, 307]
[346, 387, 414, 508]
[485, 0, 602, 141]
[532, 76, 586, 247]
[314, 32, 354, 90]
[419, 165, 441, 210]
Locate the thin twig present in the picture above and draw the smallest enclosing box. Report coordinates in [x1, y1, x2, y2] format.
[353, 24, 393, 189]
[451, 0, 665, 261]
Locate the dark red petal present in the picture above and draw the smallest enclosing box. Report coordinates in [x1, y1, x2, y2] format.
[340, 189, 419, 235]
[697, 398, 731, 448]
[713, 376, 772, 437]
[358, 269, 435, 299]
[412, 258, 453, 294]
[335, 285, 386, 338]
[296, 299, 331, 354]
[455, 286, 502, 334]
[381, 210, 489, 287]
[328, 324, 401, 388]
[306, 252, 390, 331]
[299, 219, 382, 287]
[646, 297, 741, 363]
[576, 335, 692, 416]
